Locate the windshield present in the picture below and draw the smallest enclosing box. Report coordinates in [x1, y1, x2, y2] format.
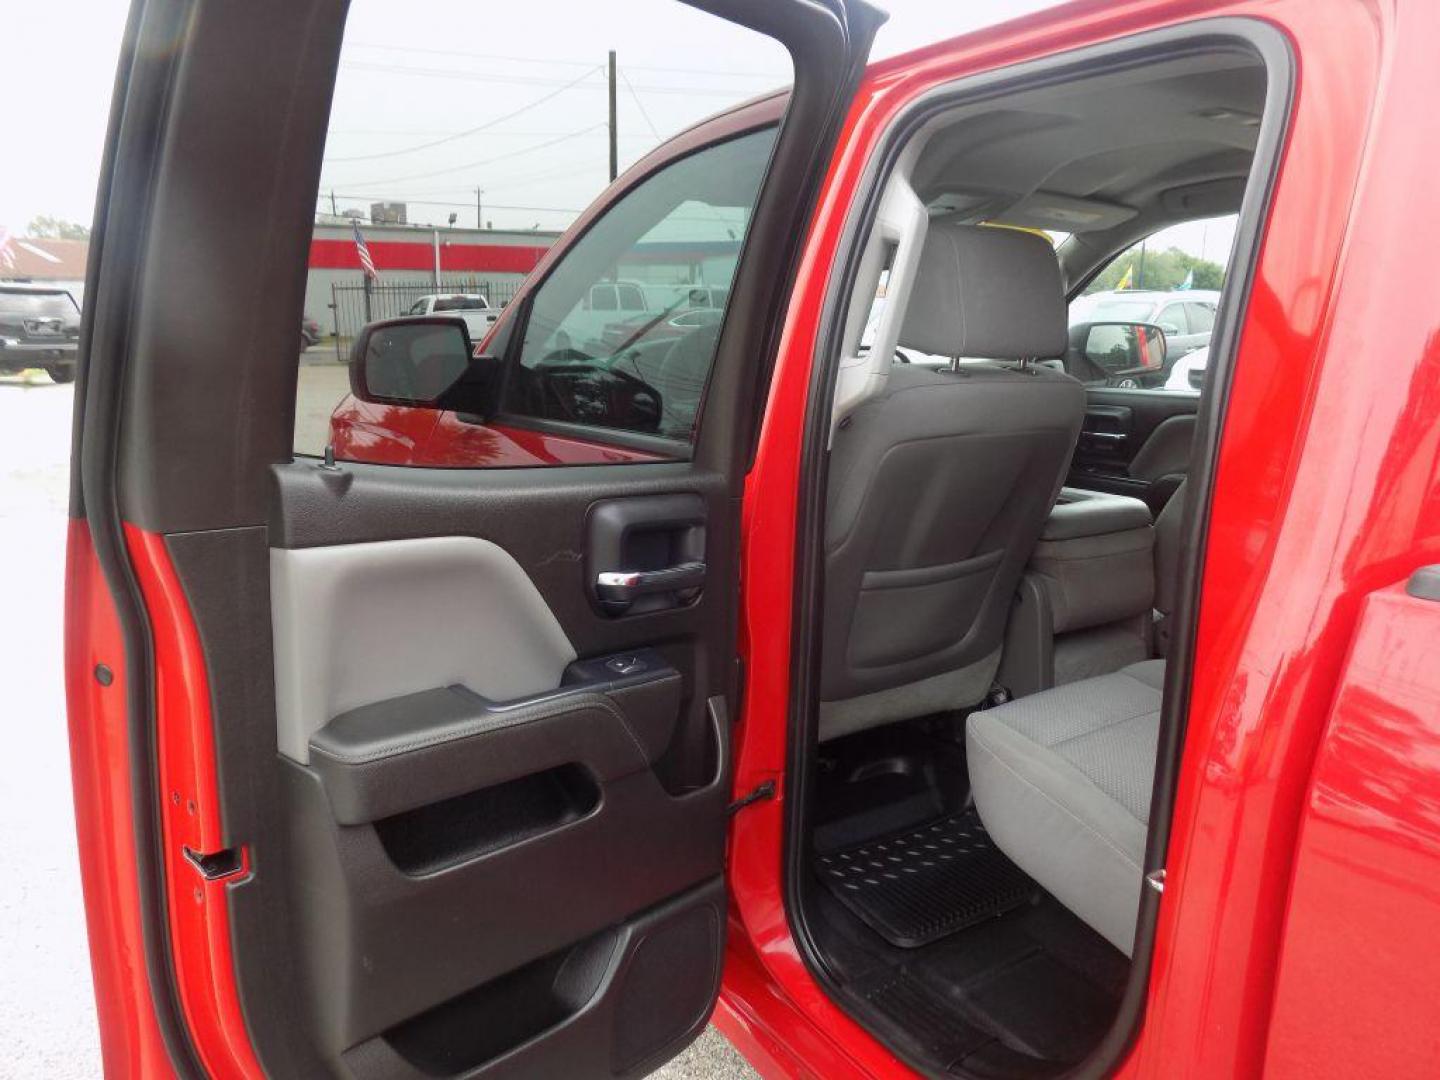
[432, 297, 487, 311]
[0, 290, 78, 317]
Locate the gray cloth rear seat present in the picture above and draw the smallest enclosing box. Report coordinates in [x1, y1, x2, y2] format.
[967, 658, 1165, 955]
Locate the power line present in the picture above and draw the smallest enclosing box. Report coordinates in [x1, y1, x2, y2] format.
[482, 161, 613, 191]
[340, 61, 597, 89]
[319, 194, 583, 214]
[619, 67, 663, 141]
[323, 65, 602, 163]
[328, 127, 648, 141]
[330, 125, 606, 188]
[329, 157, 632, 198]
[343, 40, 782, 80]
[319, 192, 748, 230]
[336, 59, 762, 97]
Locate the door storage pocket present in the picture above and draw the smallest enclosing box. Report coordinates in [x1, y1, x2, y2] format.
[375, 764, 600, 875]
[382, 929, 618, 1076]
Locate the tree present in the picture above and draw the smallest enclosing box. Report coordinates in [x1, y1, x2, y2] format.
[1084, 244, 1224, 293]
[27, 215, 90, 241]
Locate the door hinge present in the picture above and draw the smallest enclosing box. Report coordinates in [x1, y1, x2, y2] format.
[727, 780, 776, 816]
[1145, 868, 1166, 894]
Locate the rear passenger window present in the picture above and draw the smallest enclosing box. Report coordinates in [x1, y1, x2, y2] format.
[1156, 303, 1189, 334]
[1186, 302, 1215, 333]
[507, 127, 777, 445]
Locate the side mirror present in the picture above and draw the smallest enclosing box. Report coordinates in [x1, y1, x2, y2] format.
[1082, 321, 1168, 378]
[349, 316, 500, 414]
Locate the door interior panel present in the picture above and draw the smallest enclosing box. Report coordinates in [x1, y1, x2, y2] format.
[278, 726, 729, 1067]
[1067, 389, 1199, 513]
[270, 536, 578, 763]
[1126, 413, 1196, 482]
[163, 462, 741, 1077]
[249, 460, 737, 1073]
[342, 878, 727, 1080]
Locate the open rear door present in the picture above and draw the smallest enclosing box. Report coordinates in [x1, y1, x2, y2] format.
[65, 1, 879, 1076]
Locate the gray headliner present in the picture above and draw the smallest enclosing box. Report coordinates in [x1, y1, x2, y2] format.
[908, 50, 1267, 289]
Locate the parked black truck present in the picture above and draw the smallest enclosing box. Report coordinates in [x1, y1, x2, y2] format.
[0, 283, 80, 383]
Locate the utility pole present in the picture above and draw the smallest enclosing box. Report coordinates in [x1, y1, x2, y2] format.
[608, 50, 618, 182]
[475, 187, 484, 231]
[1137, 238, 1148, 289]
[330, 190, 338, 217]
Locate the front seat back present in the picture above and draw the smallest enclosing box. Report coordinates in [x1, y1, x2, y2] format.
[820, 224, 1085, 740]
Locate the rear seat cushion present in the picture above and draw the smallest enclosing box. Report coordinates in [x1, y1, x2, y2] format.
[966, 659, 1164, 955]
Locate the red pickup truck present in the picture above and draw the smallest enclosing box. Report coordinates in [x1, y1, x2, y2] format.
[64, 1, 1440, 1078]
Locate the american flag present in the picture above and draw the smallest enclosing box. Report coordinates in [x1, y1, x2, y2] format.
[351, 220, 378, 280]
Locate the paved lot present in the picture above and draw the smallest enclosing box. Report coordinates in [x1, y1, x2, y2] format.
[295, 347, 352, 455]
[0, 364, 754, 1079]
[0, 373, 102, 1079]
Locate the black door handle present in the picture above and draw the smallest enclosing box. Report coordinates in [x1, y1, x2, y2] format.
[596, 561, 705, 613]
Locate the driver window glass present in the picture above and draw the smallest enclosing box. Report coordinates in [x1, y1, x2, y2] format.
[290, 0, 793, 466]
[507, 127, 777, 444]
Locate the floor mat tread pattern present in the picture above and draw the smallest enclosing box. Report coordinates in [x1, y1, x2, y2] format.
[815, 809, 1037, 948]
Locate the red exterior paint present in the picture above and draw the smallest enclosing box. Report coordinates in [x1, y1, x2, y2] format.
[725, 0, 1440, 1077]
[69, 0, 1440, 1075]
[712, 918, 876, 1080]
[1264, 581, 1440, 1076]
[308, 237, 548, 274]
[328, 395, 664, 467]
[124, 525, 266, 1080]
[63, 519, 175, 1079]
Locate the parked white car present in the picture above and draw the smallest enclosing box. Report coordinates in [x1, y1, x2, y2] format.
[403, 294, 496, 341]
[1164, 344, 1208, 391]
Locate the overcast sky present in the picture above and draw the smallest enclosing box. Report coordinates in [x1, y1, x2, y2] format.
[4, 0, 1066, 234]
[1, 0, 1233, 261]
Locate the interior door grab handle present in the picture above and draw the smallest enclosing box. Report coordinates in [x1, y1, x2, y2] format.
[596, 561, 706, 612]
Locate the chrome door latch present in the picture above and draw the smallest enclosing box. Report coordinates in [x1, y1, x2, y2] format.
[182, 845, 247, 881]
[1145, 868, 1166, 894]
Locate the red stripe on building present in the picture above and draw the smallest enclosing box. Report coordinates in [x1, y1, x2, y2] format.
[310, 238, 549, 274]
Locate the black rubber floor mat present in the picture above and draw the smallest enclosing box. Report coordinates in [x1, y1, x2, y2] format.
[815, 809, 1037, 948]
